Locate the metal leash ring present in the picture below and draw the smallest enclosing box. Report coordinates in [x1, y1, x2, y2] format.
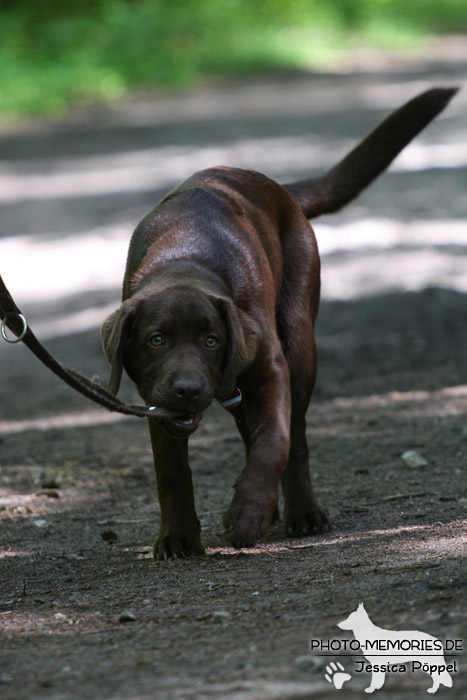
[1, 313, 28, 344]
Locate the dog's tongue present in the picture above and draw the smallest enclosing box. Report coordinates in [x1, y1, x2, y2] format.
[172, 412, 203, 430]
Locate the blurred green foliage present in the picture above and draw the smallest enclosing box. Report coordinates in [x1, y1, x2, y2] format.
[1, 0, 466, 116]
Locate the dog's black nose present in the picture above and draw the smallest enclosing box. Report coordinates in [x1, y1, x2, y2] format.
[172, 378, 203, 401]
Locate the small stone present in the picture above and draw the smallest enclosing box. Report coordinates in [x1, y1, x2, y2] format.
[101, 529, 118, 542]
[212, 610, 232, 622]
[0, 673, 12, 684]
[33, 519, 48, 528]
[401, 450, 428, 469]
[119, 609, 137, 623]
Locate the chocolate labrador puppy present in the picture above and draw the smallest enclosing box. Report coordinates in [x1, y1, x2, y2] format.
[102, 88, 456, 559]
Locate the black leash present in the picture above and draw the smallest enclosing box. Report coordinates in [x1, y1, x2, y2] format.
[0, 275, 184, 420]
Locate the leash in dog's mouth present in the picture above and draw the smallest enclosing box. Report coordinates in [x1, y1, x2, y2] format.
[166, 388, 243, 432]
[164, 388, 243, 434]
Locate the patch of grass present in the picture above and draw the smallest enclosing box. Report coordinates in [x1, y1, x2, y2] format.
[1, 0, 466, 117]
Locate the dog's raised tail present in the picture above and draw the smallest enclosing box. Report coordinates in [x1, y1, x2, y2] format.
[284, 87, 458, 219]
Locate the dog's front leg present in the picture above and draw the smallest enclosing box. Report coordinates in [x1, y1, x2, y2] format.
[148, 419, 205, 560]
[223, 356, 291, 548]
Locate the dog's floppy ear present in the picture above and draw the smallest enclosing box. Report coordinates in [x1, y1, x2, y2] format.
[101, 301, 138, 395]
[211, 296, 259, 398]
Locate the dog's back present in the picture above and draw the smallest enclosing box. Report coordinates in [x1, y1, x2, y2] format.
[124, 166, 318, 310]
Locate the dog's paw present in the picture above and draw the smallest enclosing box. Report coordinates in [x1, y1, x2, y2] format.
[284, 502, 332, 537]
[223, 494, 275, 548]
[153, 529, 205, 561]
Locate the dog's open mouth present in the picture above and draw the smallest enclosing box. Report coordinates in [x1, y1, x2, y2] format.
[170, 412, 203, 433]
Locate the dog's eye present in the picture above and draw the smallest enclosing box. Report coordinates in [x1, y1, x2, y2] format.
[150, 333, 165, 347]
[205, 336, 218, 348]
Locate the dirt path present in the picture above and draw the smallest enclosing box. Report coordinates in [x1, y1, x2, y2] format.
[1, 41, 466, 699]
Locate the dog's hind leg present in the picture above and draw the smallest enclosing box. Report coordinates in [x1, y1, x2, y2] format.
[281, 327, 332, 536]
[277, 213, 331, 536]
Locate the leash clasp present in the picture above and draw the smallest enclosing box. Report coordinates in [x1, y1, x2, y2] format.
[1, 313, 28, 344]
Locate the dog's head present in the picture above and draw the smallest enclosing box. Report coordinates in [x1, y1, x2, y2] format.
[102, 285, 258, 436]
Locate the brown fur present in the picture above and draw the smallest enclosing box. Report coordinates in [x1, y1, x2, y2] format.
[102, 88, 456, 559]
